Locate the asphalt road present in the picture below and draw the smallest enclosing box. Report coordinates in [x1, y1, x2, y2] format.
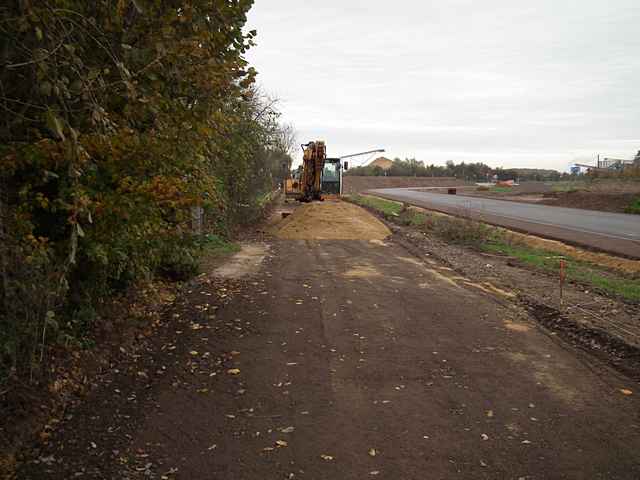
[370, 188, 640, 258]
[19, 204, 640, 479]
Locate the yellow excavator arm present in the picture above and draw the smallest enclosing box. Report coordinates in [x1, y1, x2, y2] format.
[300, 141, 326, 202]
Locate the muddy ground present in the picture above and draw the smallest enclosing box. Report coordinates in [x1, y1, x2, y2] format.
[11, 199, 640, 479]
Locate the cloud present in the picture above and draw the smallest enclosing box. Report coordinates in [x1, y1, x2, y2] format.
[246, 0, 640, 171]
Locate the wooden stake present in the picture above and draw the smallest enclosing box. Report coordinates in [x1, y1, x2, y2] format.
[559, 259, 566, 308]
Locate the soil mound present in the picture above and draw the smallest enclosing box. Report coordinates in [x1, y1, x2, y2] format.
[273, 200, 391, 240]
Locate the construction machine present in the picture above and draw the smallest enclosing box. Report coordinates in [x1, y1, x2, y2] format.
[284, 141, 384, 202]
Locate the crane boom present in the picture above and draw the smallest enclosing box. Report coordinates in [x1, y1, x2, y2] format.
[339, 149, 385, 159]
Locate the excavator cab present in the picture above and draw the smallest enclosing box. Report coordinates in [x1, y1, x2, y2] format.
[321, 159, 341, 195]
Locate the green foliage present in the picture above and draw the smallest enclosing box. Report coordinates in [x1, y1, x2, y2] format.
[350, 195, 404, 216]
[624, 197, 640, 214]
[425, 215, 493, 246]
[0, 1, 292, 382]
[197, 234, 240, 257]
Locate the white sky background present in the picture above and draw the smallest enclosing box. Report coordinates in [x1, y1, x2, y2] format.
[245, 1, 640, 171]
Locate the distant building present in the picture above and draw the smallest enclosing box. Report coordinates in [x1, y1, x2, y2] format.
[634, 150, 640, 167]
[369, 157, 393, 170]
[598, 156, 634, 170]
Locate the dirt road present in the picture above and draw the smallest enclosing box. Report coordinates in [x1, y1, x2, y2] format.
[19, 201, 640, 479]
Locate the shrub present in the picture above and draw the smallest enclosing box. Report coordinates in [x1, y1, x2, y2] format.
[625, 198, 640, 214]
[426, 215, 493, 246]
[0, 1, 292, 384]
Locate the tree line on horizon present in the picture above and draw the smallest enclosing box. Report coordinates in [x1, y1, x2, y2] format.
[345, 158, 573, 182]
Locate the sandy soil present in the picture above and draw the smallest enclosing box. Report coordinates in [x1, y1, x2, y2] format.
[272, 200, 391, 240]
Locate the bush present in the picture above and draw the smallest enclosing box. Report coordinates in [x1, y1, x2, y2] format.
[625, 198, 640, 214]
[0, 1, 292, 384]
[426, 215, 493, 246]
[158, 244, 200, 282]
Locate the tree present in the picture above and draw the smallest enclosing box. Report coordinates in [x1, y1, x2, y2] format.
[0, 0, 293, 382]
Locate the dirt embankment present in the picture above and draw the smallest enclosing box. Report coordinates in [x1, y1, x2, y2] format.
[540, 191, 639, 213]
[462, 181, 640, 214]
[342, 176, 464, 194]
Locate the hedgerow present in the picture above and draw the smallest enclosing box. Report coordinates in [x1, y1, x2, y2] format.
[0, 1, 292, 383]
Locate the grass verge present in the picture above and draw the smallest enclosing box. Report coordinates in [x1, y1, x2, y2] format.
[350, 194, 404, 216]
[349, 194, 640, 302]
[198, 234, 240, 257]
[482, 241, 640, 302]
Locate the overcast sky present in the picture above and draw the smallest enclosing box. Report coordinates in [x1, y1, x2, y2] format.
[246, 1, 640, 171]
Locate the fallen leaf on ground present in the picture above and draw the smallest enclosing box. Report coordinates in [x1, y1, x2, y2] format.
[620, 389, 633, 396]
[227, 368, 241, 375]
[276, 440, 288, 447]
[368, 448, 377, 457]
[281, 426, 295, 433]
[320, 454, 334, 461]
[481, 434, 489, 441]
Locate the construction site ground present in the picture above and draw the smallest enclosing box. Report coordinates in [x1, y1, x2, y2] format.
[14, 199, 640, 479]
[440, 180, 640, 214]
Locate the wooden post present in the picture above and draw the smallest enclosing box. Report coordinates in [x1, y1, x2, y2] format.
[559, 259, 566, 309]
